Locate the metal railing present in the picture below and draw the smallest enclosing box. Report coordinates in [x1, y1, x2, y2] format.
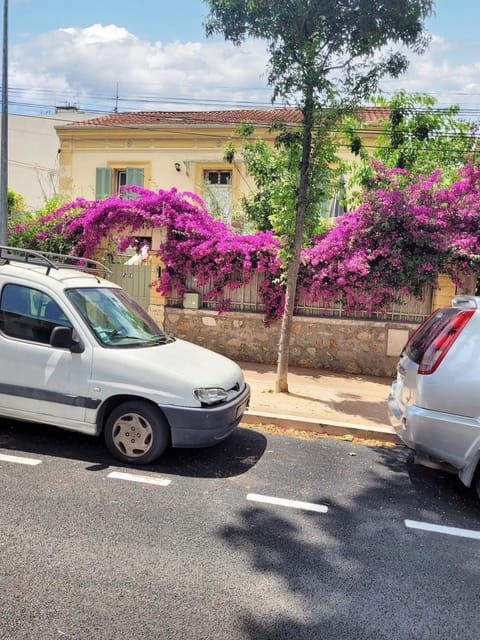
[167, 273, 433, 323]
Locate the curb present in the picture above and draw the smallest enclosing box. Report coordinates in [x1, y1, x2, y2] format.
[242, 410, 400, 444]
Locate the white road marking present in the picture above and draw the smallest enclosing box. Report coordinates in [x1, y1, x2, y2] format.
[405, 519, 480, 540]
[246, 493, 328, 513]
[0, 453, 42, 466]
[107, 471, 171, 486]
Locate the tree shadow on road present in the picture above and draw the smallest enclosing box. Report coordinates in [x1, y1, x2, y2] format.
[217, 440, 480, 640]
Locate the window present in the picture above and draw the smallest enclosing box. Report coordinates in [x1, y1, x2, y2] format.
[203, 169, 232, 222]
[204, 170, 231, 186]
[116, 169, 128, 192]
[329, 176, 347, 218]
[0, 284, 71, 344]
[318, 176, 347, 220]
[95, 167, 144, 199]
[66, 287, 168, 347]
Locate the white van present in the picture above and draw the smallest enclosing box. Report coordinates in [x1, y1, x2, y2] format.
[0, 246, 250, 464]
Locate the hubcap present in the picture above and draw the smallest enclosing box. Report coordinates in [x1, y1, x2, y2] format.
[112, 412, 154, 458]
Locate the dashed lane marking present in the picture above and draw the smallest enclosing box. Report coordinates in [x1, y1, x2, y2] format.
[0, 453, 42, 466]
[405, 519, 480, 540]
[247, 493, 328, 513]
[107, 471, 171, 487]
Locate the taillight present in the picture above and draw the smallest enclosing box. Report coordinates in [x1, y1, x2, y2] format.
[418, 309, 474, 374]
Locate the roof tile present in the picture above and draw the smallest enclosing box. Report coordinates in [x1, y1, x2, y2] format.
[65, 107, 387, 128]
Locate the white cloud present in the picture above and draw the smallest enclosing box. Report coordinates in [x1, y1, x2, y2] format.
[59, 23, 137, 45]
[380, 32, 480, 115]
[8, 23, 480, 117]
[9, 24, 272, 113]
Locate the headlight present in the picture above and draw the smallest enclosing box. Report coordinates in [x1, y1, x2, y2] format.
[194, 388, 228, 405]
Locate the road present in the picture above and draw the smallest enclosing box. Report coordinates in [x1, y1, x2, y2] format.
[0, 418, 479, 640]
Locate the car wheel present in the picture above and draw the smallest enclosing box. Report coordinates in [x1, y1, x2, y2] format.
[475, 471, 480, 501]
[104, 401, 169, 464]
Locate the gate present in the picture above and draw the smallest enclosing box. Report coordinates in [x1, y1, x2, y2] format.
[108, 264, 151, 310]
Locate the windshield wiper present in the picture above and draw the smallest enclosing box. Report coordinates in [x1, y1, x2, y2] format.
[106, 330, 145, 341]
[146, 334, 174, 345]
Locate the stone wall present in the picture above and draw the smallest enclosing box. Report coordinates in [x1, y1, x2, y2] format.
[163, 307, 417, 378]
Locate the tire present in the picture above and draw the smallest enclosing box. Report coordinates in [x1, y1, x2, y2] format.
[475, 471, 480, 501]
[104, 400, 170, 465]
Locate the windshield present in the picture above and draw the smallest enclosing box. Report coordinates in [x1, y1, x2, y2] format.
[66, 287, 172, 347]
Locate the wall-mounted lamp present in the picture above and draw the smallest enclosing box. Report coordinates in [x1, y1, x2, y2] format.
[174, 162, 181, 172]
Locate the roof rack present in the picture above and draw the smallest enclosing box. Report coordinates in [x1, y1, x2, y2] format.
[0, 245, 111, 277]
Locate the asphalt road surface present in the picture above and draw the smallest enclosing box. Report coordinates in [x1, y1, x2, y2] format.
[1, 418, 479, 640]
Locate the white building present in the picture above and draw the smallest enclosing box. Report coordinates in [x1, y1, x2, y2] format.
[5, 107, 98, 211]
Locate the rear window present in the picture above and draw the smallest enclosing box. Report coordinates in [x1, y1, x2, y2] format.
[405, 308, 460, 364]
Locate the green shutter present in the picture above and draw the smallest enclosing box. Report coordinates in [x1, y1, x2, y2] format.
[95, 167, 112, 199]
[122, 167, 144, 199]
[126, 168, 144, 187]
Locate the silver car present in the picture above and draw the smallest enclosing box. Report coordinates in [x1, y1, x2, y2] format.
[389, 295, 480, 497]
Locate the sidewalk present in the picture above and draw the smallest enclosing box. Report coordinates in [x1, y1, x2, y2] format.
[238, 361, 399, 444]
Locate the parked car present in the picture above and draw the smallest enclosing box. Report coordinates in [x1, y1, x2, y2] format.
[389, 295, 480, 497]
[0, 246, 250, 464]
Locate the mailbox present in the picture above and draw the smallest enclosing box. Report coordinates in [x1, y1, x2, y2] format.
[183, 292, 201, 309]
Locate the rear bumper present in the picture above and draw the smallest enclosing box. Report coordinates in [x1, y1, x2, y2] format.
[162, 384, 250, 448]
[388, 382, 415, 448]
[388, 381, 480, 482]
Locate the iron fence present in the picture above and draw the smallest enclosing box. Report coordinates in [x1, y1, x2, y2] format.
[167, 273, 433, 323]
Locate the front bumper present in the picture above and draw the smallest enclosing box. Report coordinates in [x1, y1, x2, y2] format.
[162, 383, 250, 448]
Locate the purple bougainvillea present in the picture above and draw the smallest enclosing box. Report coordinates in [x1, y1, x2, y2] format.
[298, 162, 480, 314]
[8, 163, 480, 322]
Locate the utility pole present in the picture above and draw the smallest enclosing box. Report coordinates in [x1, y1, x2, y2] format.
[0, 0, 8, 244]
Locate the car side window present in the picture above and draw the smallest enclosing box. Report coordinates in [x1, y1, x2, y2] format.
[0, 283, 71, 344]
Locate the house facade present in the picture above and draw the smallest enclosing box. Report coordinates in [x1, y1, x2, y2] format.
[55, 108, 385, 225]
[51, 108, 475, 376]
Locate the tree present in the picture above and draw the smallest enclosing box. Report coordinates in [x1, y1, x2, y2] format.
[204, 0, 434, 392]
[7, 194, 74, 253]
[343, 90, 479, 207]
[7, 189, 25, 217]
[224, 121, 336, 239]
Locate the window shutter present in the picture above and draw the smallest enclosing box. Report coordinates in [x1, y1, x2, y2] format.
[329, 176, 346, 218]
[126, 168, 144, 187]
[95, 168, 112, 199]
[122, 168, 145, 199]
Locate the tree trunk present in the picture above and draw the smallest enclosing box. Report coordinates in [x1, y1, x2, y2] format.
[275, 95, 314, 393]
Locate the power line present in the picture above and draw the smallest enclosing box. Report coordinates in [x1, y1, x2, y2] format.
[3, 85, 278, 113]
[4, 81, 480, 119]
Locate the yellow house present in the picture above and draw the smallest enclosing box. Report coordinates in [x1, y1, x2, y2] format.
[55, 107, 386, 225]
[54, 107, 474, 333]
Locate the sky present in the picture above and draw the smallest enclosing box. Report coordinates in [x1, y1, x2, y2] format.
[6, 0, 480, 118]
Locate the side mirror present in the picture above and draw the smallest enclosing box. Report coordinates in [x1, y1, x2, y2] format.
[50, 326, 84, 353]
